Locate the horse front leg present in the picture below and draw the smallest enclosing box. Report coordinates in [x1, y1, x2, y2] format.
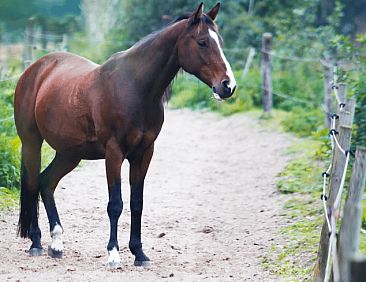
[128, 144, 154, 266]
[105, 139, 124, 269]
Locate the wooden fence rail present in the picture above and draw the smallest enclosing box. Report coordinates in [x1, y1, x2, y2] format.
[261, 32, 272, 117]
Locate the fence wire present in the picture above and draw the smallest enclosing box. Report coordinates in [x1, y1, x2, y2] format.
[261, 49, 320, 63]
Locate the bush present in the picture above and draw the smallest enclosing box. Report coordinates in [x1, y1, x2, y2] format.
[170, 74, 211, 110]
[0, 79, 20, 190]
[281, 107, 324, 137]
[171, 69, 259, 114]
[272, 61, 323, 111]
[0, 136, 20, 189]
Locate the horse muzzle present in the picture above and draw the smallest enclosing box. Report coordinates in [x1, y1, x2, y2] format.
[212, 79, 236, 101]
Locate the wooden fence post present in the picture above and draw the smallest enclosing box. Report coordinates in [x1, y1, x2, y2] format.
[334, 83, 347, 131]
[242, 47, 255, 78]
[323, 66, 334, 127]
[24, 17, 35, 68]
[314, 96, 355, 281]
[351, 256, 366, 281]
[338, 147, 366, 282]
[261, 32, 272, 117]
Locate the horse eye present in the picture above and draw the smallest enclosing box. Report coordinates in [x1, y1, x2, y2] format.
[197, 40, 207, 48]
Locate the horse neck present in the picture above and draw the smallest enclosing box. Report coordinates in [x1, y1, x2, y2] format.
[101, 21, 185, 102]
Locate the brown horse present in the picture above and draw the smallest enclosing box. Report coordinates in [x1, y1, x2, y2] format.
[14, 2, 236, 268]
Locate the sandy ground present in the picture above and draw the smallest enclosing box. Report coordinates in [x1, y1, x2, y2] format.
[0, 109, 293, 281]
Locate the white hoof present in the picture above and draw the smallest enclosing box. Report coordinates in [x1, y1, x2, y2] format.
[49, 224, 63, 257]
[106, 247, 121, 269]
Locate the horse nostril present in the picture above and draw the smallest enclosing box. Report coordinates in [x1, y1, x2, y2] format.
[222, 80, 230, 88]
[232, 85, 236, 94]
[221, 80, 231, 94]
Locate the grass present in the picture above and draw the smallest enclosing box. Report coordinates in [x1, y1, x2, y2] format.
[0, 187, 19, 212]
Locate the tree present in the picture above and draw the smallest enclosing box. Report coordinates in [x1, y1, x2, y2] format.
[81, 0, 123, 47]
[121, 0, 217, 44]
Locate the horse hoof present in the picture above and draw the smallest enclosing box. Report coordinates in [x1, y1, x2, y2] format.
[48, 246, 63, 259]
[134, 260, 151, 267]
[106, 261, 122, 269]
[29, 247, 44, 256]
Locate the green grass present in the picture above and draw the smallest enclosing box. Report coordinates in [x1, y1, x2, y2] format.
[0, 187, 19, 212]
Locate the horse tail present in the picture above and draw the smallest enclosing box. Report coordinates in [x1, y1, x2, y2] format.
[15, 55, 48, 238]
[17, 157, 39, 238]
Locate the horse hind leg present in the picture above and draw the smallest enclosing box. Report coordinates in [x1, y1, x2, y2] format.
[18, 133, 44, 256]
[39, 153, 80, 258]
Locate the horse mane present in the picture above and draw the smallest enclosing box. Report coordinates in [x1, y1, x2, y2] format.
[162, 14, 190, 104]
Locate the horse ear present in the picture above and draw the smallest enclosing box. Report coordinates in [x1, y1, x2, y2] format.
[207, 2, 220, 21]
[189, 2, 204, 24]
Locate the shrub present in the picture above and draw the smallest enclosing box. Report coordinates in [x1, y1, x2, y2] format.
[281, 107, 324, 137]
[0, 136, 20, 189]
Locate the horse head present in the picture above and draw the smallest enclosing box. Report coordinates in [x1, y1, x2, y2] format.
[177, 2, 237, 101]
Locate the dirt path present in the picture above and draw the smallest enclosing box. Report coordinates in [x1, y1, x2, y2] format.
[0, 109, 293, 281]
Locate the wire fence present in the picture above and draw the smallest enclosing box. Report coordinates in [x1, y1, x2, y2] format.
[320, 65, 353, 282]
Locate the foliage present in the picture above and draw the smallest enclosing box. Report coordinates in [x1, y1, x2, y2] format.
[330, 34, 366, 149]
[171, 69, 257, 115]
[122, 0, 217, 44]
[0, 0, 81, 42]
[0, 136, 20, 189]
[0, 79, 19, 190]
[350, 35, 366, 149]
[0, 186, 19, 211]
[281, 107, 324, 137]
